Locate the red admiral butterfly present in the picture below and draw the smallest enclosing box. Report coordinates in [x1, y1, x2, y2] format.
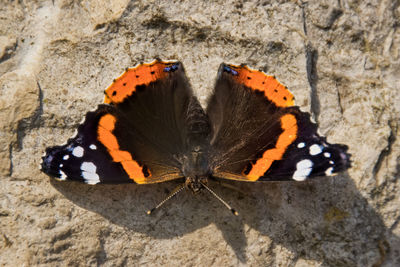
[41, 60, 351, 214]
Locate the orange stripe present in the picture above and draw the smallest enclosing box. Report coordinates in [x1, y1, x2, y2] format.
[104, 60, 176, 104]
[228, 64, 295, 107]
[97, 114, 150, 183]
[245, 114, 297, 180]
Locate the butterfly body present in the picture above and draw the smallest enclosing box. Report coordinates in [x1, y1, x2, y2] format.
[41, 60, 350, 197]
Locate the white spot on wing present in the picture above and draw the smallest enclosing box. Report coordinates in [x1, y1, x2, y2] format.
[292, 159, 313, 181]
[329, 160, 334, 164]
[63, 155, 69, 160]
[81, 162, 96, 172]
[297, 142, 305, 148]
[325, 167, 334, 176]
[72, 146, 84, 157]
[59, 170, 67, 180]
[324, 152, 331, 158]
[82, 172, 100, 184]
[89, 144, 97, 150]
[309, 144, 323, 155]
[81, 162, 100, 184]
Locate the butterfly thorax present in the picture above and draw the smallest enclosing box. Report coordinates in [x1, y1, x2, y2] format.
[181, 146, 211, 193]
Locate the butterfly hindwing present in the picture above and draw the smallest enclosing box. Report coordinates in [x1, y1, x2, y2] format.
[208, 63, 350, 182]
[42, 60, 195, 184]
[258, 107, 351, 181]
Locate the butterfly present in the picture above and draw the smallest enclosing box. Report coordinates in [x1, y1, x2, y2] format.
[41, 60, 351, 214]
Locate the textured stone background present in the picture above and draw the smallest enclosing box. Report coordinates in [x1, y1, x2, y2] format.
[0, 0, 399, 266]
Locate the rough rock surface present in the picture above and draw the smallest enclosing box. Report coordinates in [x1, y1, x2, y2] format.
[0, 0, 399, 266]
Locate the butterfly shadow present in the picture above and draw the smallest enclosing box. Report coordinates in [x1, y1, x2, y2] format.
[235, 173, 400, 265]
[50, 174, 399, 265]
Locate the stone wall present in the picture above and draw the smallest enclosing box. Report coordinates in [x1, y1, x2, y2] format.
[0, 0, 399, 266]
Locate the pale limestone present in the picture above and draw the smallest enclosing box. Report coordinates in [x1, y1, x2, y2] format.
[0, 0, 399, 266]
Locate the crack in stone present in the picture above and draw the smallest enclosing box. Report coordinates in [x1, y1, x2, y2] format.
[141, 14, 276, 51]
[373, 239, 390, 267]
[372, 121, 397, 178]
[315, 8, 343, 30]
[0, 39, 18, 64]
[336, 82, 344, 115]
[35, 81, 44, 127]
[305, 43, 320, 122]
[300, 1, 320, 122]
[300, 1, 308, 35]
[8, 144, 13, 176]
[389, 215, 400, 232]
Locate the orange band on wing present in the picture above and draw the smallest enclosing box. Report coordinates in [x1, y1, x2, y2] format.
[97, 114, 151, 183]
[245, 114, 298, 180]
[104, 60, 176, 104]
[228, 64, 295, 107]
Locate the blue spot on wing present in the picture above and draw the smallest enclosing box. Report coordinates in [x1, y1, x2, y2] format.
[223, 65, 238, 75]
[164, 63, 180, 72]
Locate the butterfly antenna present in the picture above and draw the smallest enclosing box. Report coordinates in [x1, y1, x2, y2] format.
[200, 181, 239, 216]
[146, 183, 186, 215]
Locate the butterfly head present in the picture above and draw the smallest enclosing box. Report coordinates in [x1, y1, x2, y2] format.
[185, 176, 208, 193]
